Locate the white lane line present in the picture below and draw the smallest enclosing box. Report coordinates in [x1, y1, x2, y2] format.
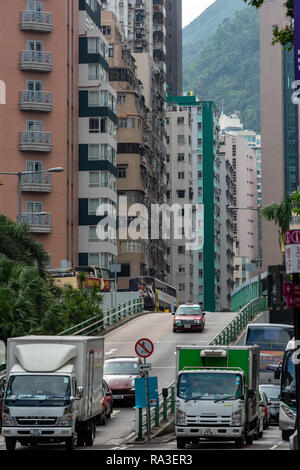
[111, 410, 121, 418]
[105, 349, 118, 356]
[270, 440, 283, 450]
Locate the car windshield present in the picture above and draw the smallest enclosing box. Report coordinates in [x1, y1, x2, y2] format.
[5, 375, 71, 401]
[178, 372, 242, 400]
[259, 385, 280, 400]
[104, 361, 139, 375]
[176, 306, 202, 315]
[246, 326, 294, 351]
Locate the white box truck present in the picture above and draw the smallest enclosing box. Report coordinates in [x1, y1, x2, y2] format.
[175, 345, 260, 449]
[1, 336, 104, 450]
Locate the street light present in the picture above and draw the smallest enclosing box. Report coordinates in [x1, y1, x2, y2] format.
[0, 167, 64, 223]
[228, 205, 262, 297]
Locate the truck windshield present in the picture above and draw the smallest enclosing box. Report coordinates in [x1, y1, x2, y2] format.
[5, 375, 71, 405]
[245, 326, 294, 351]
[177, 373, 242, 400]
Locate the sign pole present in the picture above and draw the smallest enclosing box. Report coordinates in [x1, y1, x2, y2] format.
[144, 358, 151, 441]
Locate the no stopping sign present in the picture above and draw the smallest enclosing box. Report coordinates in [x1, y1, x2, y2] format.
[135, 338, 154, 358]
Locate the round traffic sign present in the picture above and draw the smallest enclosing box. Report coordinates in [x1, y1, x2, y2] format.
[135, 338, 154, 358]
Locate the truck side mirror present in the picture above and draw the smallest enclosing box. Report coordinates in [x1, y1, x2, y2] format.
[248, 389, 255, 399]
[77, 386, 84, 399]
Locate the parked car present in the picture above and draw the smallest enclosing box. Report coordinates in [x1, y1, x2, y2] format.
[99, 379, 113, 425]
[104, 357, 143, 402]
[259, 384, 280, 424]
[254, 392, 265, 439]
[259, 389, 271, 429]
[172, 303, 205, 333]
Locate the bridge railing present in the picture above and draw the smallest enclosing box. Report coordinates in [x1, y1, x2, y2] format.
[135, 296, 268, 440]
[59, 298, 144, 336]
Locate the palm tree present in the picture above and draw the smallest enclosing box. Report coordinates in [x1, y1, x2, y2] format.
[262, 195, 293, 264]
[0, 215, 48, 276]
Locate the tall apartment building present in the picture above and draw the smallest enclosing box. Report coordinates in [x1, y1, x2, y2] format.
[0, 0, 79, 269]
[167, 95, 221, 312]
[78, 1, 118, 273]
[165, 0, 182, 96]
[165, 100, 193, 303]
[260, 0, 299, 270]
[219, 137, 235, 310]
[101, 11, 167, 288]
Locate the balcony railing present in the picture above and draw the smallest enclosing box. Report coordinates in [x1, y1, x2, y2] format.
[20, 212, 52, 233]
[20, 50, 52, 72]
[20, 10, 53, 32]
[19, 90, 52, 112]
[21, 172, 52, 192]
[19, 131, 52, 152]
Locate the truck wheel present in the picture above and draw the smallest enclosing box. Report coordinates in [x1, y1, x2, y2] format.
[245, 434, 253, 445]
[234, 436, 245, 448]
[5, 437, 17, 451]
[65, 435, 76, 451]
[85, 419, 96, 446]
[100, 411, 107, 426]
[177, 437, 187, 449]
[282, 430, 293, 441]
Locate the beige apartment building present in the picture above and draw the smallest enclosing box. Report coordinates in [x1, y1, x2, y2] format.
[101, 11, 167, 289]
[165, 102, 193, 303]
[0, 0, 79, 268]
[260, 0, 299, 270]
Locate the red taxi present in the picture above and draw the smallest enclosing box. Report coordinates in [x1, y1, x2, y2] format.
[172, 303, 205, 333]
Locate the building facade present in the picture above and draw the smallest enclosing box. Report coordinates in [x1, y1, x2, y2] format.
[165, 0, 182, 96]
[0, 0, 79, 269]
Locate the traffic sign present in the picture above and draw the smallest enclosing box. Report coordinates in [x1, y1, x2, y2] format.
[287, 295, 300, 309]
[135, 338, 154, 358]
[139, 363, 152, 372]
[283, 283, 300, 296]
[285, 230, 300, 274]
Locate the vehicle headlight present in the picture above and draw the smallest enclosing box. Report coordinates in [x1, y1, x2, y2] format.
[194, 320, 201, 324]
[282, 405, 296, 422]
[59, 414, 73, 427]
[232, 410, 242, 426]
[176, 408, 186, 426]
[1, 414, 15, 426]
[130, 379, 135, 390]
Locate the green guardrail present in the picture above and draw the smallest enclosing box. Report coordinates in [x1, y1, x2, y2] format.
[59, 298, 144, 336]
[136, 296, 268, 441]
[210, 296, 268, 346]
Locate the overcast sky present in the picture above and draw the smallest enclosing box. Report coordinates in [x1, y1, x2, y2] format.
[182, 0, 215, 28]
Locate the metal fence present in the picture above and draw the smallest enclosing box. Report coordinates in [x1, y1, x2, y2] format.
[135, 296, 268, 441]
[59, 298, 144, 336]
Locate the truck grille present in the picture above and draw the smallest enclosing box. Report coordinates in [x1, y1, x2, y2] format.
[16, 417, 57, 426]
[187, 415, 231, 426]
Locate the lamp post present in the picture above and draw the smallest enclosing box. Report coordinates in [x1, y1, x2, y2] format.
[228, 206, 262, 297]
[0, 167, 64, 223]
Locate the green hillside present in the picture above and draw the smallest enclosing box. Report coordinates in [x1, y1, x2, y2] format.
[183, 7, 260, 132]
[183, 0, 247, 68]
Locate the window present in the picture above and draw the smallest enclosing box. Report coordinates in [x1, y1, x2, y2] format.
[88, 64, 108, 82]
[26, 80, 43, 92]
[118, 166, 127, 178]
[178, 135, 185, 144]
[178, 153, 184, 161]
[89, 118, 99, 133]
[26, 201, 42, 213]
[118, 118, 135, 128]
[26, 160, 42, 172]
[178, 172, 184, 179]
[177, 190, 185, 198]
[177, 117, 184, 125]
[179, 283, 185, 292]
[27, 40, 43, 52]
[89, 226, 98, 241]
[178, 246, 185, 254]
[27, 1, 44, 11]
[88, 199, 99, 215]
[178, 265, 186, 273]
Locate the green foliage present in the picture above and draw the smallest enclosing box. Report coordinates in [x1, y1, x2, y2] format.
[182, 0, 246, 68]
[0, 215, 48, 276]
[183, 7, 260, 132]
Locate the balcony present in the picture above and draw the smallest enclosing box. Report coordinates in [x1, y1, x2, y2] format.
[21, 172, 52, 192]
[19, 90, 52, 112]
[19, 131, 52, 152]
[20, 10, 53, 32]
[20, 50, 52, 72]
[20, 212, 52, 233]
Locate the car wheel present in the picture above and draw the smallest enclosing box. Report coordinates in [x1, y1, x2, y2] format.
[5, 437, 16, 451]
[177, 437, 187, 449]
[101, 411, 107, 426]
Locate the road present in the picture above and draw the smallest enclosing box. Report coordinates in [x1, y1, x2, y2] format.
[0, 310, 289, 451]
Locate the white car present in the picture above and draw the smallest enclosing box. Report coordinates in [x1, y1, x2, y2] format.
[254, 392, 265, 440]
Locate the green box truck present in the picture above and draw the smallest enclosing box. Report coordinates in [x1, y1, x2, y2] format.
[175, 345, 260, 449]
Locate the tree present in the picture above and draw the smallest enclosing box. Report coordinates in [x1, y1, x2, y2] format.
[0, 215, 48, 276]
[245, 0, 294, 49]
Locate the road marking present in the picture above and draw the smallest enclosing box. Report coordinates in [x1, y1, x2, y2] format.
[270, 440, 283, 450]
[111, 410, 121, 418]
[105, 349, 118, 356]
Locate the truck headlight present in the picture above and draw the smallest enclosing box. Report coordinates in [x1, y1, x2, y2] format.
[282, 405, 296, 422]
[59, 414, 73, 427]
[2, 414, 15, 426]
[176, 409, 186, 426]
[232, 410, 242, 426]
[130, 379, 135, 390]
[194, 320, 201, 324]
